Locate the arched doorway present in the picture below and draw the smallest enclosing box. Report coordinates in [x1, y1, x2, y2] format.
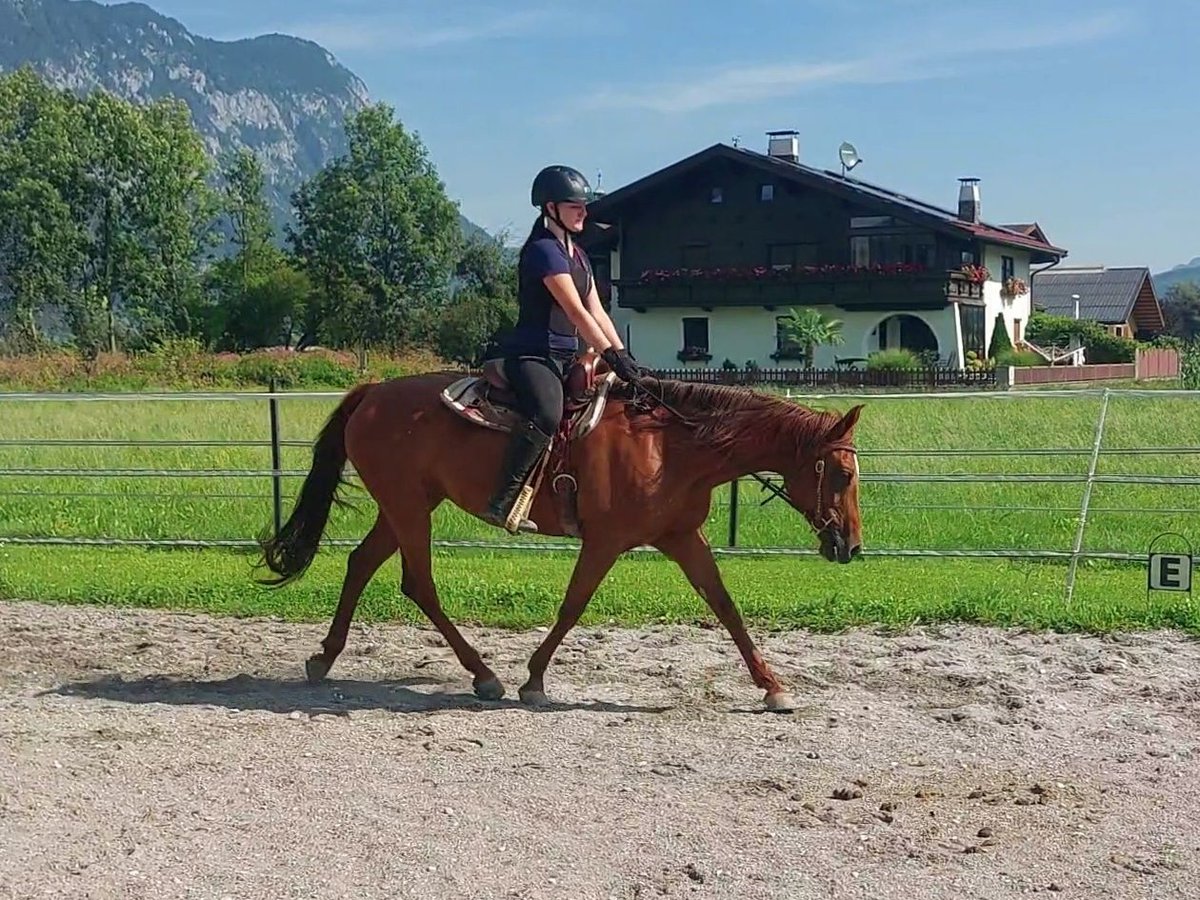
[874, 314, 938, 357]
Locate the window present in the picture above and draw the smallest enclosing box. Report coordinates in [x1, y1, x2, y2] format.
[961, 305, 985, 358]
[849, 232, 935, 267]
[1001, 255, 1015, 282]
[760, 184, 774, 201]
[850, 215, 893, 228]
[851, 236, 871, 267]
[682, 317, 709, 352]
[710, 187, 723, 204]
[767, 242, 819, 268]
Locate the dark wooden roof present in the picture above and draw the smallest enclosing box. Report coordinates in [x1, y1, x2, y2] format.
[1031, 266, 1165, 332]
[584, 143, 1068, 263]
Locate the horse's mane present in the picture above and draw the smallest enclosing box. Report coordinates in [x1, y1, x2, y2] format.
[614, 377, 842, 455]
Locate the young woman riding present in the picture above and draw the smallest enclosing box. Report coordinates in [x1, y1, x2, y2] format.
[481, 164, 648, 533]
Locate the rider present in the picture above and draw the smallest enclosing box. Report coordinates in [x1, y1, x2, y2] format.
[481, 164, 648, 533]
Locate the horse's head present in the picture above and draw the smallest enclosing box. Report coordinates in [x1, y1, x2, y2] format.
[781, 403, 864, 564]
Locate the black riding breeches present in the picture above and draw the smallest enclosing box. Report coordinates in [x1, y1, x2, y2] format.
[502, 355, 565, 436]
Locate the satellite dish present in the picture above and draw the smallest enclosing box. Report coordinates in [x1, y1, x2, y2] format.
[839, 141, 863, 176]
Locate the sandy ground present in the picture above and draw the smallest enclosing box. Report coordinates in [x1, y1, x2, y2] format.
[1, 599, 1199, 900]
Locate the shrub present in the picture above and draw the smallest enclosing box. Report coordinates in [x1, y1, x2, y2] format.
[995, 349, 1046, 367]
[866, 348, 920, 371]
[1025, 311, 1136, 363]
[0, 346, 452, 391]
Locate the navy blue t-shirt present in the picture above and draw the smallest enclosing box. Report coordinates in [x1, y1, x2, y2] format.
[500, 225, 593, 358]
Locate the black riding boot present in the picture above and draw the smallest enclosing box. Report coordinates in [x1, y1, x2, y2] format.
[482, 419, 554, 533]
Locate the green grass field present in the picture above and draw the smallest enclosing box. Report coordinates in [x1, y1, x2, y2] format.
[2, 385, 1199, 633]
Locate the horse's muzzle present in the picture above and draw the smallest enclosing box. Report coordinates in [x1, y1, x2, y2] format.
[820, 528, 861, 564]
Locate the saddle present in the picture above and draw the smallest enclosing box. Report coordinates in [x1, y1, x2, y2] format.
[440, 351, 617, 440]
[439, 351, 620, 537]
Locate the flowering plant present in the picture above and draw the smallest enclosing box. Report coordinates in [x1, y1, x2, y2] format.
[635, 262, 928, 284]
[1001, 276, 1028, 299]
[959, 264, 991, 284]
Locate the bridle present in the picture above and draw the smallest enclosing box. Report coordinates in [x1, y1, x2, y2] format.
[809, 441, 858, 536]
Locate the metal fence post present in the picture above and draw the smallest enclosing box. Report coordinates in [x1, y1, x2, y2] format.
[268, 377, 283, 535]
[1065, 388, 1111, 603]
[728, 477, 739, 547]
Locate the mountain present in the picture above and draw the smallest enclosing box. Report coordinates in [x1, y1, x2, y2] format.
[0, 0, 488, 242]
[1153, 257, 1200, 294]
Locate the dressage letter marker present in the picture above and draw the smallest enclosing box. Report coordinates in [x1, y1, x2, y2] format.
[1148, 552, 1191, 592]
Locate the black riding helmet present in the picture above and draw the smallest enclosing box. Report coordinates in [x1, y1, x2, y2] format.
[531, 165, 593, 209]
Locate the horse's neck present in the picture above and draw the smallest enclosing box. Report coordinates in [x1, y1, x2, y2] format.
[680, 409, 802, 488]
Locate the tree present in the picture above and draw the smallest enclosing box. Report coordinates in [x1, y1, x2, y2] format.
[436, 290, 517, 367]
[72, 89, 217, 350]
[777, 306, 844, 366]
[988, 311, 1014, 359]
[287, 102, 463, 351]
[0, 68, 85, 349]
[222, 258, 312, 350]
[205, 149, 307, 349]
[1162, 282, 1200, 341]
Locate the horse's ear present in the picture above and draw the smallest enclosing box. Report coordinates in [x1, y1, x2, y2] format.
[827, 404, 864, 443]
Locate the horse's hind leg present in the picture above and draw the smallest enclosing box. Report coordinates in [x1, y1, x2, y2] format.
[306, 512, 397, 684]
[387, 502, 506, 701]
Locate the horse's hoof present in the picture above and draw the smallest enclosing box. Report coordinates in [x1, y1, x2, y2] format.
[519, 687, 550, 707]
[764, 691, 798, 713]
[305, 656, 330, 685]
[474, 676, 506, 701]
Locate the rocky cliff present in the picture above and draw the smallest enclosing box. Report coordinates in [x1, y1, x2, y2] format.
[0, 0, 487, 240]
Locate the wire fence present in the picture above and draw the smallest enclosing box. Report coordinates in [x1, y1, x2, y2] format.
[1, 385, 1198, 599]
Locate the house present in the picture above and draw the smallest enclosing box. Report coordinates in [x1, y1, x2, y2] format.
[1030, 265, 1165, 340]
[579, 131, 1068, 370]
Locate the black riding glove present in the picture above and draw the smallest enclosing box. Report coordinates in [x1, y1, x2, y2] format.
[602, 347, 644, 383]
[624, 349, 654, 377]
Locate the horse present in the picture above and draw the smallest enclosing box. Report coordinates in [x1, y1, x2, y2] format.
[255, 352, 864, 713]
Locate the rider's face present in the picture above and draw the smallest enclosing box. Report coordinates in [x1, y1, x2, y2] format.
[552, 201, 587, 232]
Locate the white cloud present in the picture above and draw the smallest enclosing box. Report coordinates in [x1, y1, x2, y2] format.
[273, 7, 557, 52]
[579, 8, 1130, 114]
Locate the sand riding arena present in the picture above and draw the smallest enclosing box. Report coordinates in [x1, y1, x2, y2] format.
[2, 599, 1199, 899]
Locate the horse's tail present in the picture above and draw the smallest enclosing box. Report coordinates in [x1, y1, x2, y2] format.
[255, 382, 372, 587]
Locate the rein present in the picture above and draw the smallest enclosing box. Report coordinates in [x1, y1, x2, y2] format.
[623, 375, 700, 427]
[614, 372, 856, 536]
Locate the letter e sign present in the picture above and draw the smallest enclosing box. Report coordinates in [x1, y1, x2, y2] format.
[1148, 553, 1192, 592]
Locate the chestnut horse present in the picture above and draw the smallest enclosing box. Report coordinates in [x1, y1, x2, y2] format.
[256, 357, 864, 712]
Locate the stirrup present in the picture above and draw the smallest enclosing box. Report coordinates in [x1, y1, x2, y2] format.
[483, 501, 538, 534]
[504, 483, 539, 534]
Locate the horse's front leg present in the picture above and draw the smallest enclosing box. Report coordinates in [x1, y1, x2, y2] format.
[519, 539, 623, 706]
[654, 528, 796, 712]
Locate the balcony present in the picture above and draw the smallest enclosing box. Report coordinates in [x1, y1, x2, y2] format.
[615, 265, 985, 312]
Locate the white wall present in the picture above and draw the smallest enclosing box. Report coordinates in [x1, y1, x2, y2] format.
[980, 245, 1033, 349]
[610, 302, 960, 369]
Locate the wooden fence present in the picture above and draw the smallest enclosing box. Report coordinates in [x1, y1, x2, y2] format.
[469, 348, 1179, 392]
[1010, 348, 1179, 386]
[649, 366, 998, 389]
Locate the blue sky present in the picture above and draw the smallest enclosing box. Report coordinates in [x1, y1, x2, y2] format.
[116, 0, 1195, 272]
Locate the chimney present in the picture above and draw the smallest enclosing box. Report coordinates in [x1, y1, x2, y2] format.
[957, 177, 981, 223]
[766, 129, 799, 164]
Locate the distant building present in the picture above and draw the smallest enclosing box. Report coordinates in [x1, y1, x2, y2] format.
[580, 131, 1067, 369]
[1030, 265, 1166, 340]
